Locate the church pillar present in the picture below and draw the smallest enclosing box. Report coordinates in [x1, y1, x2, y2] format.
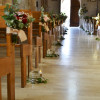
[18, 0, 36, 11]
[0, 0, 12, 5]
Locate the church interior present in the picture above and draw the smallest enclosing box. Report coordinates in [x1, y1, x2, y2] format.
[0, 0, 100, 100]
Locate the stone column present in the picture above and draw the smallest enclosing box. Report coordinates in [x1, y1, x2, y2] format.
[0, 0, 12, 5]
[18, 0, 36, 11]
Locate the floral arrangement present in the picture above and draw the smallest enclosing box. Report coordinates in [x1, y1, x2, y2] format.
[50, 12, 67, 27]
[84, 16, 92, 20]
[39, 7, 50, 32]
[78, 4, 88, 17]
[58, 12, 67, 22]
[92, 13, 100, 26]
[49, 13, 57, 27]
[2, 4, 35, 43]
[2, 4, 35, 30]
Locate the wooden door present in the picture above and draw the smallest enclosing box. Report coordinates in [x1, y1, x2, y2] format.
[70, 0, 80, 26]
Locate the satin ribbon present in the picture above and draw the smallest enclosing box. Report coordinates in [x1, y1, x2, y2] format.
[6, 27, 27, 42]
[39, 22, 49, 32]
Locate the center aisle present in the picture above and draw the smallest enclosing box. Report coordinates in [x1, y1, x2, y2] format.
[3, 27, 100, 100]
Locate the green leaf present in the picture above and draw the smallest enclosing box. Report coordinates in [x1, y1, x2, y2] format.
[28, 18, 35, 23]
[4, 4, 9, 12]
[18, 22, 24, 29]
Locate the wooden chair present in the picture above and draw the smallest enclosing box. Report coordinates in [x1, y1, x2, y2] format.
[0, 6, 33, 88]
[0, 9, 15, 99]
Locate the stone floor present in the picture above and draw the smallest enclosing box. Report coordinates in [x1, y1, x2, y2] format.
[1, 27, 100, 100]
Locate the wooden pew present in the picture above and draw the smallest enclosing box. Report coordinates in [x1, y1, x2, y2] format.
[0, 34, 15, 99]
[32, 11, 42, 60]
[32, 11, 48, 58]
[92, 19, 97, 35]
[0, 6, 33, 88]
[20, 10, 40, 68]
[47, 15, 55, 49]
[20, 22, 33, 88]
[19, 9, 33, 87]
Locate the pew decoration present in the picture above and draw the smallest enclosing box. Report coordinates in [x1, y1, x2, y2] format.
[58, 13, 67, 40]
[46, 12, 67, 57]
[78, 4, 88, 17]
[49, 13, 57, 28]
[80, 15, 94, 35]
[27, 70, 48, 84]
[40, 7, 50, 32]
[49, 12, 67, 28]
[92, 13, 100, 27]
[2, 4, 35, 43]
[56, 13, 67, 45]
[82, 16, 93, 35]
[80, 13, 100, 40]
[92, 13, 100, 40]
[46, 49, 59, 57]
[57, 12, 67, 23]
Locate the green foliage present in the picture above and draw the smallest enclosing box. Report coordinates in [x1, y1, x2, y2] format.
[49, 13, 56, 28]
[27, 77, 48, 84]
[59, 12, 67, 22]
[40, 7, 45, 23]
[36, 78, 48, 84]
[55, 41, 63, 46]
[60, 36, 65, 40]
[46, 54, 59, 57]
[78, 4, 88, 16]
[11, 34, 18, 43]
[40, 7, 50, 32]
[2, 4, 35, 30]
[96, 37, 100, 41]
[84, 16, 90, 20]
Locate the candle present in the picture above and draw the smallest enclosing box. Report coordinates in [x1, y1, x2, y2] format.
[39, 70, 42, 77]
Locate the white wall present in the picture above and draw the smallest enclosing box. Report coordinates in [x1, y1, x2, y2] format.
[36, 0, 60, 13]
[48, 0, 60, 14]
[0, 0, 12, 5]
[17, 0, 36, 11]
[36, 0, 41, 11]
[80, 0, 100, 16]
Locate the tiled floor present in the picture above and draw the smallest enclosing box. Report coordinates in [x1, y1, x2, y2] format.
[1, 27, 100, 100]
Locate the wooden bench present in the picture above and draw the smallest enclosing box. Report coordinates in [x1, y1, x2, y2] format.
[0, 33, 15, 100]
[92, 19, 97, 35]
[19, 9, 33, 87]
[32, 11, 48, 58]
[0, 6, 33, 88]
